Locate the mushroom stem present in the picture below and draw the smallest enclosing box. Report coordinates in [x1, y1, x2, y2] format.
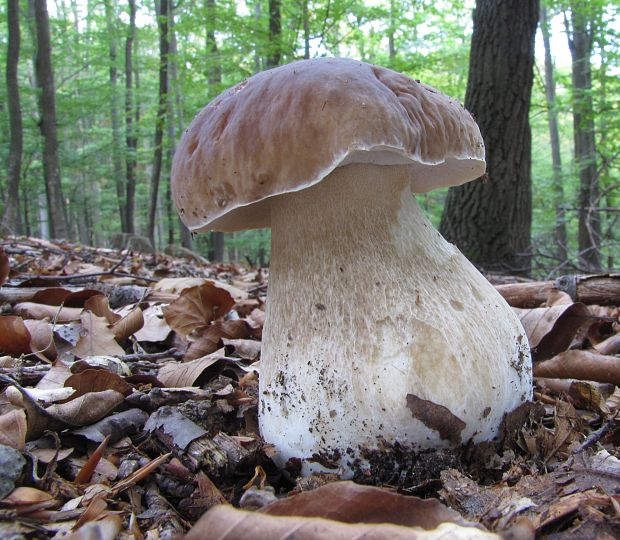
[260, 162, 531, 473]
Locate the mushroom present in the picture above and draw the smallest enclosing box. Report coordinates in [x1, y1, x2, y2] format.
[171, 58, 532, 474]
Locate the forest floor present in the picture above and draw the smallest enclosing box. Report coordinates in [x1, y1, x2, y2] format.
[0, 236, 619, 539]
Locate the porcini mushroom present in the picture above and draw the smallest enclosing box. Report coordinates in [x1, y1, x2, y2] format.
[171, 58, 532, 474]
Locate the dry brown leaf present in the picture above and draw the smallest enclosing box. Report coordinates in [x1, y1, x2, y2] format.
[593, 333, 620, 356]
[31, 288, 102, 307]
[133, 304, 171, 342]
[513, 303, 591, 361]
[63, 369, 133, 400]
[14, 302, 82, 323]
[186, 320, 251, 360]
[184, 504, 499, 540]
[0, 248, 9, 286]
[261, 481, 477, 529]
[110, 307, 144, 341]
[163, 283, 235, 338]
[0, 409, 27, 450]
[2, 486, 54, 506]
[534, 350, 620, 386]
[84, 295, 121, 324]
[154, 277, 207, 293]
[223, 338, 261, 360]
[45, 389, 125, 427]
[35, 360, 72, 390]
[23, 319, 56, 360]
[73, 312, 125, 357]
[158, 349, 227, 388]
[0, 316, 32, 355]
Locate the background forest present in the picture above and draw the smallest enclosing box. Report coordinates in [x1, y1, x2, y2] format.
[0, 0, 618, 277]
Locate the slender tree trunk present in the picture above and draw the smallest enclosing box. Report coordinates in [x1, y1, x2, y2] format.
[439, 0, 539, 275]
[253, 1, 262, 72]
[540, 5, 568, 263]
[302, 0, 310, 59]
[147, 0, 169, 247]
[206, 0, 225, 260]
[125, 0, 137, 234]
[565, 3, 600, 271]
[3, 0, 24, 234]
[33, 0, 69, 239]
[104, 0, 126, 232]
[388, 0, 396, 64]
[267, 0, 281, 68]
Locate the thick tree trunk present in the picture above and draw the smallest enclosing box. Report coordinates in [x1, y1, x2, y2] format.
[147, 0, 169, 248]
[439, 0, 539, 276]
[33, 0, 69, 239]
[266, 0, 281, 68]
[3, 0, 24, 234]
[125, 0, 137, 234]
[540, 6, 568, 263]
[104, 0, 126, 232]
[566, 4, 600, 271]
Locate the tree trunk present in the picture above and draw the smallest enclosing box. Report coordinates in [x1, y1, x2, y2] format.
[104, 0, 126, 232]
[439, 0, 538, 276]
[125, 0, 137, 234]
[565, 3, 600, 271]
[540, 5, 568, 263]
[206, 0, 224, 260]
[147, 0, 169, 248]
[302, 0, 310, 60]
[33, 0, 69, 239]
[3, 0, 24, 234]
[266, 0, 281, 68]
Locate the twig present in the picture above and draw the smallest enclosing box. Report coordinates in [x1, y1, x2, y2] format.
[120, 348, 184, 362]
[572, 413, 619, 454]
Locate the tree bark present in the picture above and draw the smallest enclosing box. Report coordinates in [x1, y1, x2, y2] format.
[266, 0, 281, 68]
[147, 0, 169, 248]
[439, 0, 539, 276]
[206, 0, 224, 261]
[33, 0, 69, 239]
[565, 2, 600, 271]
[540, 5, 568, 263]
[104, 0, 126, 232]
[3, 0, 24, 234]
[125, 0, 137, 234]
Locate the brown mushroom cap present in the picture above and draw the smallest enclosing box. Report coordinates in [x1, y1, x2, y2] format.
[171, 57, 485, 232]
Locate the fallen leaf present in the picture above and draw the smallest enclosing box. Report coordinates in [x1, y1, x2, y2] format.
[14, 302, 82, 323]
[158, 349, 228, 388]
[63, 369, 133, 400]
[184, 504, 500, 540]
[73, 312, 125, 357]
[23, 319, 56, 360]
[186, 320, 251, 360]
[144, 406, 207, 450]
[164, 283, 235, 338]
[110, 307, 144, 341]
[84, 295, 121, 324]
[65, 515, 122, 540]
[0, 316, 32, 355]
[0, 409, 27, 450]
[534, 350, 620, 386]
[513, 303, 591, 361]
[45, 390, 125, 428]
[133, 304, 171, 342]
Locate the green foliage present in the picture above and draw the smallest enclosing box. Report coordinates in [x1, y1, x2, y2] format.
[0, 0, 618, 272]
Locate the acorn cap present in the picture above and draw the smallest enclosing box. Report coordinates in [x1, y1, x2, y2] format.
[171, 57, 485, 232]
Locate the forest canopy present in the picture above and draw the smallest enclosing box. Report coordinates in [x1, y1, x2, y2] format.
[0, 0, 618, 277]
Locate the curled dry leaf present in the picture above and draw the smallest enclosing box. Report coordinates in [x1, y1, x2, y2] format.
[186, 320, 251, 360]
[64, 514, 123, 540]
[45, 389, 125, 428]
[260, 481, 478, 529]
[110, 307, 144, 341]
[513, 303, 591, 361]
[32, 288, 102, 307]
[23, 319, 56, 360]
[594, 333, 620, 356]
[534, 350, 620, 386]
[158, 349, 228, 388]
[0, 409, 27, 450]
[223, 338, 261, 360]
[14, 302, 83, 323]
[73, 312, 125, 357]
[144, 406, 207, 450]
[0, 316, 32, 356]
[84, 295, 121, 324]
[163, 282, 235, 338]
[133, 303, 171, 342]
[184, 505, 500, 540]
[63, 369, 133, 401]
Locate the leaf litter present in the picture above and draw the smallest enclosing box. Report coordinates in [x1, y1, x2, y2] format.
[0, 236, 619, 538]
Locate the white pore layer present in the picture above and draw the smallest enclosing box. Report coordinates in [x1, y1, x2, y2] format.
[259, 163, 532, 473]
